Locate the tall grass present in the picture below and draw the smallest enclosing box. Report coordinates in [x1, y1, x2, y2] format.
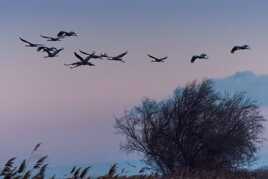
[0, 145, 267, 179]
[1, 156, 268, 179]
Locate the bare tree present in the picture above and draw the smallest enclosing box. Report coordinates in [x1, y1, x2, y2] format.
[115, 80, 266, 175]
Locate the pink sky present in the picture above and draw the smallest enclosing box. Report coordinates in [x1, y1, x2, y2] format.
[0, 0, 267, 167]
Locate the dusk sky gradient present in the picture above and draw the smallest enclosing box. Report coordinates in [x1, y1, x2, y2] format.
[0, 0, 268, 168]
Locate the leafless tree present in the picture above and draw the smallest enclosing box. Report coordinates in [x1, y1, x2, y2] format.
[115, 80, 266, 175]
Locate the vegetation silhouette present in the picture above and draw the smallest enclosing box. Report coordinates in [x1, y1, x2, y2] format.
[115, 80, 266, 175]
[1, 149, 268, 178]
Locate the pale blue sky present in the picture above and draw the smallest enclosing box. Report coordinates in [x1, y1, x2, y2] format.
[0, 0, 267, 168]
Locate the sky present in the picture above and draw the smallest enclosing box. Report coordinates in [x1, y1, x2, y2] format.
[0, 0, 268, 170]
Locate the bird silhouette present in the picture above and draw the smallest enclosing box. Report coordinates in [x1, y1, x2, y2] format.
[19, 37, 43, 47]
[37, 46, 57, 53]
[79, 50, 103, 59]
[43, 48, 64, 58]
[231, 45, 250, 54]
[79, 50, 108, 59]
[107, 51, 128, 63]
[57, 31, 78, 38]
[40, 35, 61, 41]
[64, 52, 95, 69]
[147, 54, 168, 63]
[191, 53, 208, 63]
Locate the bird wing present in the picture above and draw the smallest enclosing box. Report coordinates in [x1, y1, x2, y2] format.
[19, 37, 32, 45]
[55, 48, 64, 55]
[115, 51, 128, 58]
[160, 56, 168, 60]
[147, 54, 158, 60]
[74, 52, 85, 62]
[40, 35, 52, 39]
[79, 50, 91, 56]
[191, 56, 197, 63]
[231, 46, 237, 54]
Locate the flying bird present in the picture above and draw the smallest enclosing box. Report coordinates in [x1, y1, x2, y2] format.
[231, 45, 250, 54]
[37, 46, 57, 53]
[19, 37, 43, 47]
[79, 50, 103, 59]
[40, 35, 61, 41]
[148, 54, 168, 63]
[64, 52, 95, 69]
[79, 50, 108, 59]
[191, 53, 208, 63]
[57, 31, 78, 38]
[43, 48, 64, 58]
[107, 51, 128, 63]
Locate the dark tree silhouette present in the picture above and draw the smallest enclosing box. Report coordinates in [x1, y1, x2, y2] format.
[115, 80, 266, 175]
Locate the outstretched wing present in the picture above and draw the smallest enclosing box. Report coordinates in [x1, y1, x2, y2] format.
[74, 52, 85, 62]
[79, 50, 91, 56]
[40, 35, 52, 39]
[147, 54, 158, 61]
[160, 56, 168, 60]
[191, 56, 197, 63]
[19, 37, 32, 45]
[231, 46, 238, 54]
[54, 48, 64, 55]
[115, 51, 128, 58]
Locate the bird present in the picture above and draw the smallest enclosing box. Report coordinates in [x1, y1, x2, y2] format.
[231, 45, 250, 54]
[57, 31, 78, 38]
[147, 54, 168, 63]
[79, 50, 108, 59]
[64, 52, 95, 69]
[19, 37, 43, 47]
[79, 50, 102, 59]
[107, 51, 128, 63]
[37, 46, 57, 53]
[40, 35, 61, 41]
[191, 53, 208, 63]
[43, 48, 64, 58]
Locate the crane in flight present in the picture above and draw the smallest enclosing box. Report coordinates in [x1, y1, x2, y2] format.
[147, 54, 168, 63]
[37, 46, 57, 53]
[79, 50, 103, 59]
[191, 53, 208, 63]
[57, 31, 78, 38]
[64, 52, 95, 69]
[231, 45, 250, 54]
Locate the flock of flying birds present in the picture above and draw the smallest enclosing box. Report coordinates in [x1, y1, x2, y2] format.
[19, 30, 251, 69]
